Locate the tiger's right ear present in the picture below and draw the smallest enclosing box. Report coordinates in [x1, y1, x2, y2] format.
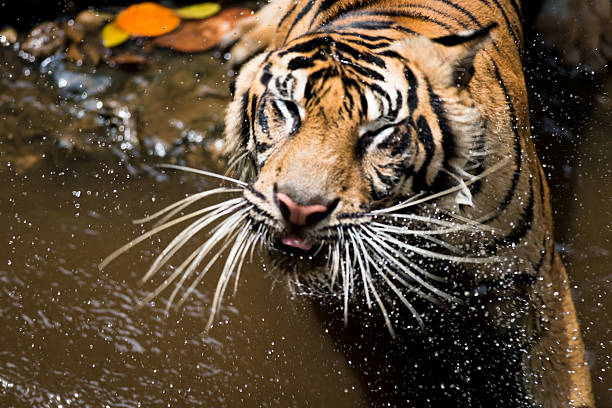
[431, 22, 498, 87]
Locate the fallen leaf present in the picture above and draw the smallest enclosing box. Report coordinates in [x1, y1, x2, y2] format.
[174, 3, 220, 20]
[153, 8, 250, 52]
[115, 2, 180, 37]
[101, 22, 130, 48]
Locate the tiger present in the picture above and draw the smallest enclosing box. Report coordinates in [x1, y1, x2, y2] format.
[215, 0, 596, 406]
[102, 0, 595, 406]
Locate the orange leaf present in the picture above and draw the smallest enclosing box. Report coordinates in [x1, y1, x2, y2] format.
[115, 2, 180, 37]
[153, 8, 250, 52]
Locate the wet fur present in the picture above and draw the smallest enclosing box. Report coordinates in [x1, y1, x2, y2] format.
[222, 0, 594, 406]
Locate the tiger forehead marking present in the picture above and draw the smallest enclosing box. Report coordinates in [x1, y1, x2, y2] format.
[231, 32, 484, 214]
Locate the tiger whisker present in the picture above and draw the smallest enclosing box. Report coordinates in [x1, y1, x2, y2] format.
[369, 222, 479, 236]
[137, 205, 248, 313]
[419, 234, 466, 256]
[329, 233, 341, 288]
[133, 187, 242, 225]
[339, 229, 352, 324]
[205, 225, 255, 328]
[359, 237, 424, 330]
[136, 241, 205, 311]
[157, 163, 248, 186]
[368, 212, 493, 232]
[98, 197, 244, 271]
[361, 233, 449, 304]
[171, 209, 250, 311]
[367, 226, 495, 264]
[347, 228, 372, 308]
[424, 204, 501, 234]
[372, 158, 509, 214]
[361, 226, 459, 302]
[140, 200, 247, 284]
[362, 261, 396, 336]
[371, 222, 468, 255]
[362, 226, 447, 283]
[164, 218, 243, 313]
[151, 189, 244, 228]
[231, 225, 263, 295]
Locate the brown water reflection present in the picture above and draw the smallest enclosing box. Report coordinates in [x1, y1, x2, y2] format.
[0, 26, 610, 408]
[551, 76, 612, 407]
[0, 163, 366, 407]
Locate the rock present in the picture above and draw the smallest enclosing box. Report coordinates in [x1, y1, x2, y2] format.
[41, 55, 113, 99]
[82, 40, 103, 66]
[75, 10, 114, 32]
[64, 20, 86, 43]
[66, 42, 85, 65]
[0, 27, 18, 46]
[22, 22, 66, 58]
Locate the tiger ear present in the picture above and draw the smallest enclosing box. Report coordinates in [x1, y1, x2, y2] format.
[430, 22, 498, 87]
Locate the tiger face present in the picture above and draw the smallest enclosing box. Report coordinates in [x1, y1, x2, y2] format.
[225, 28, 493, 280]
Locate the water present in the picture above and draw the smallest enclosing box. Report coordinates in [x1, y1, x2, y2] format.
[0, 20, 610, 408]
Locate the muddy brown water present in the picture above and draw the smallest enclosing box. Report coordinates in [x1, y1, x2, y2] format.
[0, 28, 611, 408]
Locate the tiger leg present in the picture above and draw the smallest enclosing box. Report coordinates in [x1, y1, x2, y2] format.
[220, 0, 292, 67]
[525, 252, 595, 408]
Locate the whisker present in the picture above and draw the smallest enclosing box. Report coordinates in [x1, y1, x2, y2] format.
[205, 225, 254, 328]
[363, 247, 424, 330]
[419, 234, 466, 256]
[157, 163, 248, 186]
[361, 227, 459, 302]
[363, 227, 446, 282]
[329, 234, 341, 288]
[347, 229, 372, 308]
[232, 228, 260, 295]
[369, 213, 492, 232]
[365, 268, 395, 336]
[425, 205, 500, 234]
[140, 200, 247, 283]
[169, 209, 250, 311]
[370, 226, 495, 264]
[339, 229, 353, 324]
[133, 187, 242, 225]
[136, 241, 205, 310]
[370, 222, 479, 236]
[98, 197, 244, 270]
[362, 236, 446, 304]
[372, 159, 509, 214]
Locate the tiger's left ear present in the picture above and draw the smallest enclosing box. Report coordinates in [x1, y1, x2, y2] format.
[392, 22, 497, 88]
[430, 22, 498, 87]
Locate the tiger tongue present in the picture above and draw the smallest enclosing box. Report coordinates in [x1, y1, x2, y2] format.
[281, 235, 313, 251]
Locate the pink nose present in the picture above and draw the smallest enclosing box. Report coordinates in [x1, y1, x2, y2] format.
[276, 192, 329, 226]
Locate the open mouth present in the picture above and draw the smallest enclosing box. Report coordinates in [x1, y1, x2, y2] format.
[281, 234, 313, 251]
[274, 236, 318, 256]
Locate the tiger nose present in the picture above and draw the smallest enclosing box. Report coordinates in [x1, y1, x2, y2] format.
[276, 192, 334, 227]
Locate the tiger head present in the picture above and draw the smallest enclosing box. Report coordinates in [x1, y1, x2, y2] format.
[224, 25, 495, 297]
